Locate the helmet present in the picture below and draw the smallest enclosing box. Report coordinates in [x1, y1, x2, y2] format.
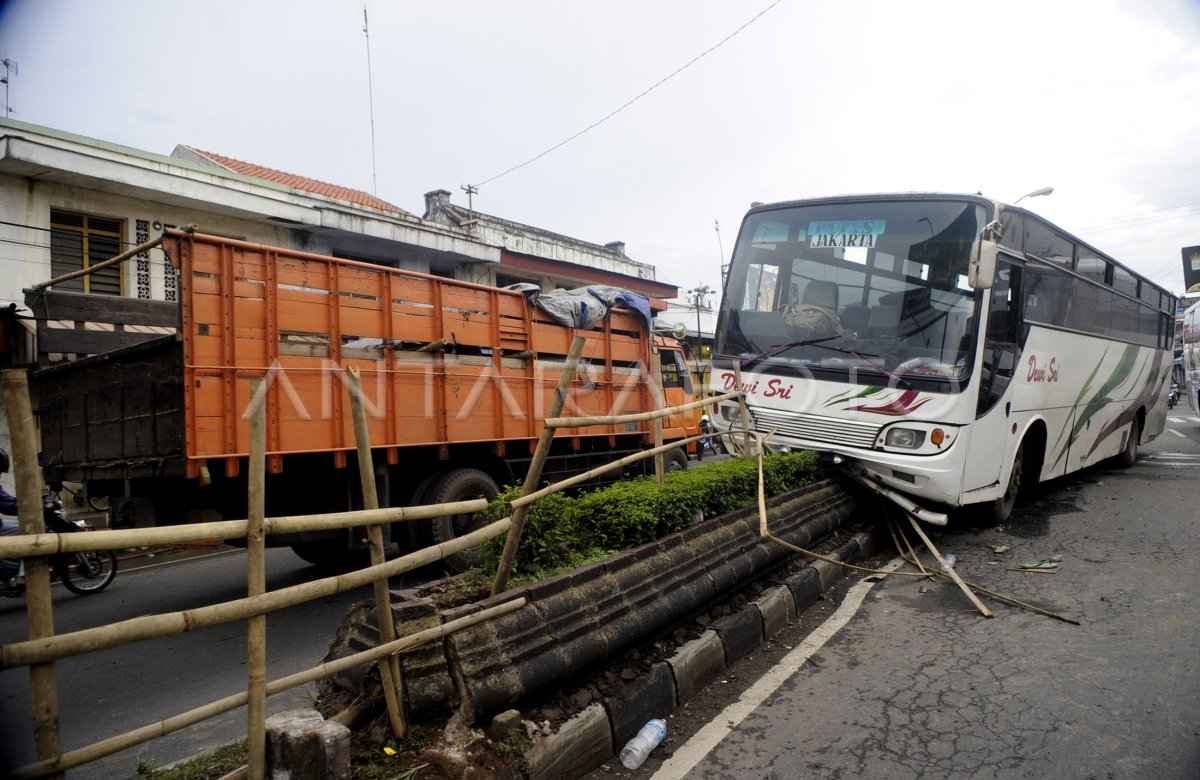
[0, 448, 8, 475]
[700, 414, 710, 423]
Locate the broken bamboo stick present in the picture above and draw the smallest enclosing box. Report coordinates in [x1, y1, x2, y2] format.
[347, 366, 407, 739]
[905, 515, 992, 618]
[491, 335, 585, 595]
[544, 389, 741, 428]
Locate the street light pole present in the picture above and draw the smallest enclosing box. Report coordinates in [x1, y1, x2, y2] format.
[687, 284, 713, 409]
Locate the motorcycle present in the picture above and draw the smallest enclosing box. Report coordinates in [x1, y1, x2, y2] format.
[1, 487, 118, 597]
[1168, 381, 1179, 410]
[696, 414, 726, 460]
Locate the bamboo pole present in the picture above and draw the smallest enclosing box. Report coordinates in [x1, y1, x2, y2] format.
[491, 335, 586, 596]
[0, 499, 489, 558]
[890, 523, 1079, 625]
[649, 348, 665, 485]
[732, 363, 753, 457]
[245, 382, 267, 780]
[1, 517, 512, 669]
[510, 431, 711, 509]
[31, 233, 167, 290]
[905, 515, 992, 618]
[346, 366, 406, 739]
[1, 370, 62, 779]
[9, 597, 527, 779]
[544, 389, 741, 428]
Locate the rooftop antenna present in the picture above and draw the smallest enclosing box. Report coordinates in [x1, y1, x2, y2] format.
[362, 8, 378, 196]
[1, 59, 17, 116]
[461, 184, 478, 212]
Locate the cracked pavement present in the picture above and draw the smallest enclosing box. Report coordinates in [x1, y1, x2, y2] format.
[644, 430, 1200, 779]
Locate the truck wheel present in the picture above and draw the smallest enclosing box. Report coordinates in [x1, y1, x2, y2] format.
[664, 448, 689, 473]
[291, 538, 369, 571]
[419, 469, 499, 573]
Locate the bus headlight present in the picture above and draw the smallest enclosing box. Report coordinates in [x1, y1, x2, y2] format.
[876, 423, 958, 454]
[885, 428, 926, 449]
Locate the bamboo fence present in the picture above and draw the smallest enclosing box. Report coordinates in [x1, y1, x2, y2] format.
[2, 337, 750, 778]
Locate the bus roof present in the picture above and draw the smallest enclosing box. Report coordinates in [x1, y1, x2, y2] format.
[742, 192, 1174, 302]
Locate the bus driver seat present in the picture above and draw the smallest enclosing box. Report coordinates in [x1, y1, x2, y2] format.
[801, 280, 839, 310]
[782, 281, 854, 340]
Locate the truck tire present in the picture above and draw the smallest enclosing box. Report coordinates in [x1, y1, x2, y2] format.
[418, 469, 500, 573]
[664, 447, 689, 473]
[291, 537, 369, 571]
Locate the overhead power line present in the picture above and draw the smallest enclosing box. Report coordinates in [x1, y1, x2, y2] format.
[1073, 202, 1200, 234]
[473, 0, 786, 189]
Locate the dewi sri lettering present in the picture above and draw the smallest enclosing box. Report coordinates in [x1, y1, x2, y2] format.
[1026, 355, 1059, 383]
[720, 372, 795, 399]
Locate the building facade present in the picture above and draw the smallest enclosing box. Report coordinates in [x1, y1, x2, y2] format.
[0, 118, 679, 471]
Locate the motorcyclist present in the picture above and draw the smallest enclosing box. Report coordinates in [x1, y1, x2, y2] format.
[0, 447, 25, 594]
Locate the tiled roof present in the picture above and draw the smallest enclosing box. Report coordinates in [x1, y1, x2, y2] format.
[180, 146, 410, 216]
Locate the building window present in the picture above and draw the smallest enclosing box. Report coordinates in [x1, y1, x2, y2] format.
[50, 210, 123, 295]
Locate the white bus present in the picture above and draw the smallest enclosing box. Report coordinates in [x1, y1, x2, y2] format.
[1181, 300, 1200, 413]
[712, 193, 1177, 523]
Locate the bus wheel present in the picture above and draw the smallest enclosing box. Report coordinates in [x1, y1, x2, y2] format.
[986, 444, 1023, 525]
[422, 469, 499, 573]
[1117, 418, 1140, 469]
[664, 447, 689, 473]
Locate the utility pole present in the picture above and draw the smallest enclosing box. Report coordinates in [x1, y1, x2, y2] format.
[687, 284, 713, 407]
[2, 59, 17, 116]
[461, 184, 478, 212]
[362, 9, 378, 197]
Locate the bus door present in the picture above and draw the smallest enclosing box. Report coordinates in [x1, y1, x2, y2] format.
[961, 258, 1024, 495]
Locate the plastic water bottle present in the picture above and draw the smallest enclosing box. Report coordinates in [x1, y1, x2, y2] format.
[620, 719, 666, 769]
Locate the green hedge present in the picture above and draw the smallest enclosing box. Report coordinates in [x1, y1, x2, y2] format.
[479, 451, 820, 578]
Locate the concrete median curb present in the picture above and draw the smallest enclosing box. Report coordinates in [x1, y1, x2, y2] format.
[322, 478, 870, 774]
[524, 528, 880, 779]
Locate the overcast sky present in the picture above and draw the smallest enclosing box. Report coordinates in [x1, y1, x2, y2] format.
[1, 0, 1198, 303]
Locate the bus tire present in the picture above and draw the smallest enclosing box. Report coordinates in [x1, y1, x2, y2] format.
[985, 443, 1023, 525]
[1116, 418, 1139, 469]
[422, 469, 499, 573]
[664, 447, 689, 473]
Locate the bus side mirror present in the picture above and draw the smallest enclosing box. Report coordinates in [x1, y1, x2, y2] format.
[969, 240, 998, 290]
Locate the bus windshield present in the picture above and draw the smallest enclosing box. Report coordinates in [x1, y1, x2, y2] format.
[717, 198, 988, 392]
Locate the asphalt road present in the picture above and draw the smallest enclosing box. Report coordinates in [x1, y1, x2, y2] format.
[644, 413, 1200, 779]
[0, 545, 437, 779]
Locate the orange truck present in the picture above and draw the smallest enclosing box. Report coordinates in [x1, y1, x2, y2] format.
[32, 230, 700, 569]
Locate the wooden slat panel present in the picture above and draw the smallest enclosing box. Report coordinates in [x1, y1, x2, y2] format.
[36, 327, 170, 355]
[24, 289, 180, 327]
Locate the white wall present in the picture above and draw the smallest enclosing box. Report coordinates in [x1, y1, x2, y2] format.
[0, 174, 297, 308]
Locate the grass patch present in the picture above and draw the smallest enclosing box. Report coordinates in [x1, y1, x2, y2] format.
[136, 739, 247, 779]
[478, 451, 819, 582]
